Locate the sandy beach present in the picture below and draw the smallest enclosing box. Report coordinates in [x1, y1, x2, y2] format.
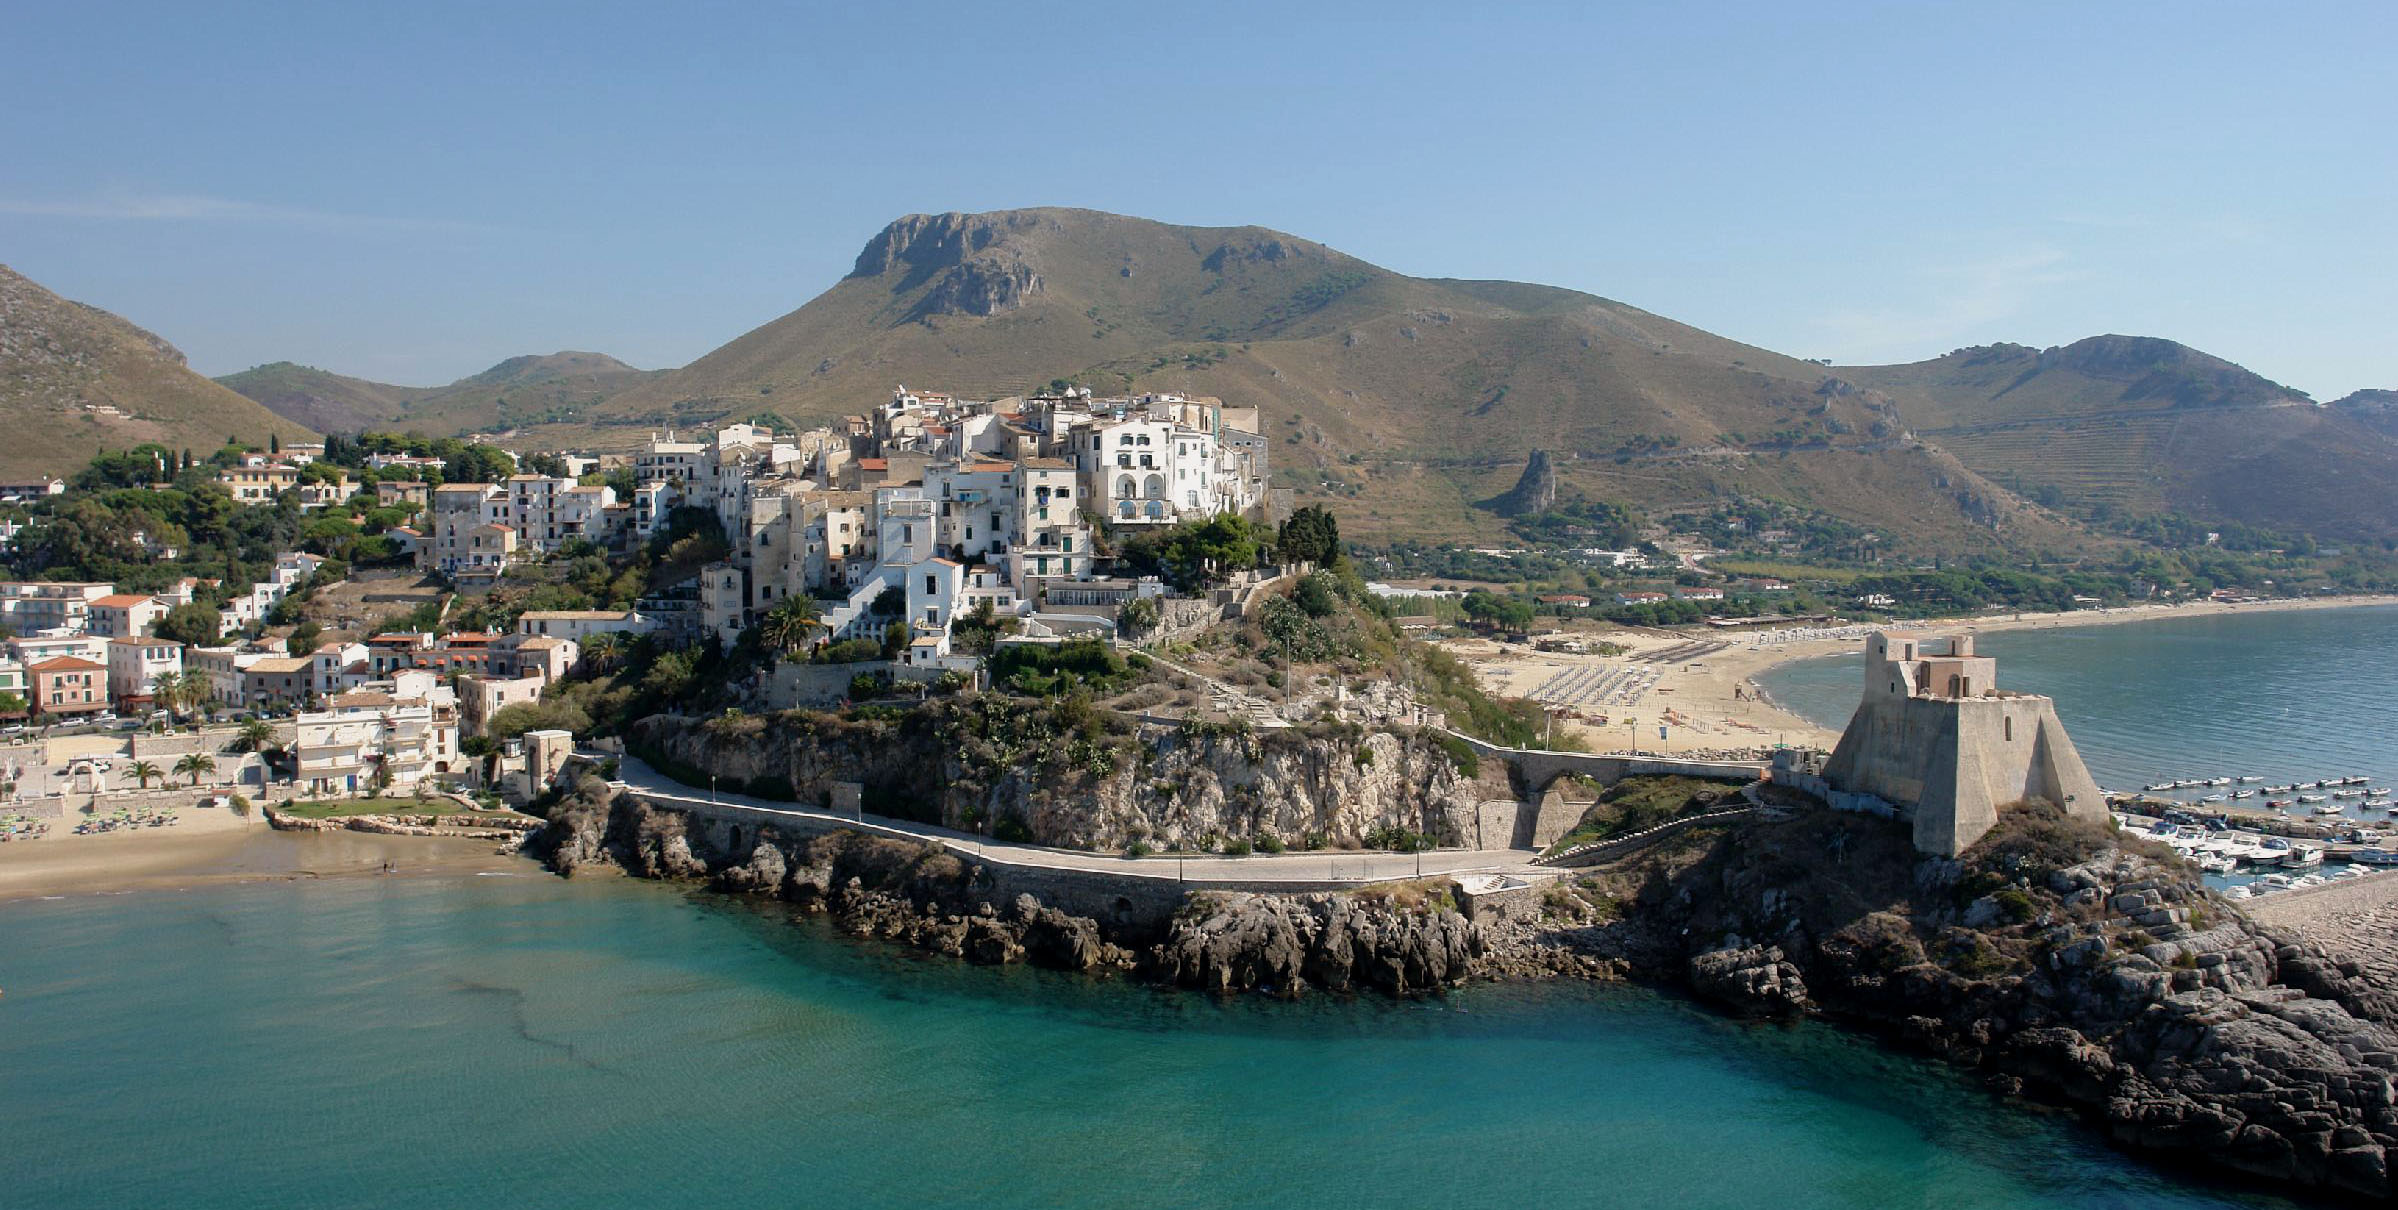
[1441, 594, 2398, 756]
[0, 810, 530, 902]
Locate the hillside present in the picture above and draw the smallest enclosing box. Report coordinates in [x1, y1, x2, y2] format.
[218, 350, 657, 438]
[2333, 389, 2398, 442]
[186, 206, 2398, 549]
[565, 208, 2090, 552]
[0, 265, 315, 479]
[1842, 339, 2398, 539]
[213, 361, 417, 434]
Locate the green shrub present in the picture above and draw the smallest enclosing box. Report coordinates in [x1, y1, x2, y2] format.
[1254, 833, 1286, 854]
[1223, 837, 1253, 856]
[992, 817, 1033, 843]
[1302, 832, 1328, 851]
[1992, 888, 2037, 924]
[1431, 731, 1480, 778]
[1124, 840, 1156, 858]
[1364, 824, 1436, 852]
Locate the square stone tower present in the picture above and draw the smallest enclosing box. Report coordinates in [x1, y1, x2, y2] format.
[1822, 631, 2107, 856]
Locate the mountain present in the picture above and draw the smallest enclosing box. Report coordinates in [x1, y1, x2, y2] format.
[572, 208, 2094, 551]
[218, 206, 2398, 549]
[1842, 339, 2398, 541]
[218, 350, 657, 438]
[0, 265, 314, 479]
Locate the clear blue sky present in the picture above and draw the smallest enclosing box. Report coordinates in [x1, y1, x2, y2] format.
[3, 1, 2391, 397]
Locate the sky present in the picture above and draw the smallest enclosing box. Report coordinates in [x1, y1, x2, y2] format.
[2, 1, 2392, 397]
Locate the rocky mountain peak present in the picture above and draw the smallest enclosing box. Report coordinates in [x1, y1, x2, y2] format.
[849, 211, 1049, 320]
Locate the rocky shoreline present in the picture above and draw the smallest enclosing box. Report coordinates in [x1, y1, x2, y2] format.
[526, 773, 2398, 1203]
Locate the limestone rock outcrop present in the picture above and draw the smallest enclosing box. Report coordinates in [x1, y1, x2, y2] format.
[1145, 891, 1483, 996]
[630, 710, 1477, 854]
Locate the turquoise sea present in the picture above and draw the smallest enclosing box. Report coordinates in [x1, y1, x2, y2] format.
[12, 607, 2386, 1209]
[1759, 605, 2398, 806]
[1, 871, 2289, 1210]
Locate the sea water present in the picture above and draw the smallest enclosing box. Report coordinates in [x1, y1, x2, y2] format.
[1758, 605, 2398, 802]
[0, 872, 2288, 1210]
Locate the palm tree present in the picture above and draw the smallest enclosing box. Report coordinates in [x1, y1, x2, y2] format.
[234, 718, 276, 754]
[758, 598, 823, 659]
[579, 630, 620, 672]
[128, 760, 161, 789]
[155, 671, 199, 721]
[174, 752, 217, 788]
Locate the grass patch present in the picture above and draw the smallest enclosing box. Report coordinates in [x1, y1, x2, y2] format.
[1348, 877, 1459, 914]
[1705, 559, 1865, 585]
[1539, 775, 1744, 856]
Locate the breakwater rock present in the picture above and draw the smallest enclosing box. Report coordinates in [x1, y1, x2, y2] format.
[1577, 804, 2398, 1201]
[629, 706, 1482, 853]
[264, 806, 540, 844]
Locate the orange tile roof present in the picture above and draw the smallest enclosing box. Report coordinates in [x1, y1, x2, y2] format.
[91, 594, 153, 608]
[30, 656, 104, 672]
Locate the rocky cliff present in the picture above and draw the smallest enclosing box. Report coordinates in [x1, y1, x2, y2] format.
[529, 776, 1510, 993]
[630, 707, 1482, 852]
[1562, 802, 2398, 1201]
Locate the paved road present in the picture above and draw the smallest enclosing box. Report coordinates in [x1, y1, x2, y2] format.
[607, 754, 1553, 886]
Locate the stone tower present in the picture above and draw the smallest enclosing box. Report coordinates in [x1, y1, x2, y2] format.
[1821, 631, 2107, 856]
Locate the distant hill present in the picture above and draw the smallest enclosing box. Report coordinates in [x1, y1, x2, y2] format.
[218, 350, 657, 438]
[2332, 389, 2398, 442]
[1842, 339, 2398, 540]
[0, 265, 314, 479]
[213, 361, 417, 434]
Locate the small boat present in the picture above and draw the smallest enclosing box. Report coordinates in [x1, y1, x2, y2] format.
[2206, 777, 2232, 787]
[2198, 853, 2237, 874]
[2233, 790, 2256, 799]
[2354, 849, 2398, 866]
[2257, 873, 2295, 890]
[2266, 784, 2296, 794]
[2267, 799, 2291, 809]
[2237, 775, 2264, 783]
[2284, 846, 2326, 869]
[2224, 884, 2255, 900]
[2299, 794, 2329, 804]
[2317, 803, 2349, 816]
[2369, 788, 2391, 799]
[2201, 794, 2228, 803]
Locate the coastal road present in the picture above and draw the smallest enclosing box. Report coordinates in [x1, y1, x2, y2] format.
[605, 754, 1554, 887]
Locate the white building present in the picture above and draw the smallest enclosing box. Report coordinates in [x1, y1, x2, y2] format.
[105, 637, 184, 704]
[291, 670, 460, 796]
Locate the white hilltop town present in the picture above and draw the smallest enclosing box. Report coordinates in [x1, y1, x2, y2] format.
[423, 386, 1271, 665]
